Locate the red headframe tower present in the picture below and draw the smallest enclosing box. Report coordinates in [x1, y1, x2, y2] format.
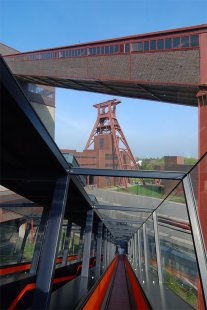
[84, 99, 137, 187]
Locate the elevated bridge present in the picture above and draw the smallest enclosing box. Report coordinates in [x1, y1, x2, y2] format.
[3, 24, 207, 108]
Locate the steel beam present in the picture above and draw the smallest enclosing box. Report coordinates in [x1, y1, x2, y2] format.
[30, 208, 48, 275]
[137, 230, 142, 267]
[103, 228, 107, 270]
[78, 227, 84, 261]
[81, 210, 94, 278]
[32, 175, 70, 310]
[70, 167, 185, 180]
[143, 223, 149, 272]
[183, 175, 207, 307]
[17, 220, 30, 263]
[61, 220, 72, 266]
[102, 218, 143, 224]
[153, 211, 163, 283]
[93, 204, 154, 213]
[95, 222, 103, 278]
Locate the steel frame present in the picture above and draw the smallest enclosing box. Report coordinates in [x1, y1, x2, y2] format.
[93, 204, 154, 213]
[70, 167, 185, 179]
[32, 175, 70, 309]
[183, 175, 207, 307]
[95, 222, 103, 278]
[81, 210, 94, 279]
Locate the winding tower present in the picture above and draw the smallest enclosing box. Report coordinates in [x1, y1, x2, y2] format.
[84, 99, 137, 187]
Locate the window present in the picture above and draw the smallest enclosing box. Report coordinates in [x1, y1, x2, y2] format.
[173, 37, 180, 48]
[181, 36, 189, 48]
[157, 39, 164, 50]
[96, 47, 100, 55]
[81, 48, 87, 56]
[150, 40, 156, 50]
[190, 35, 199, 47]
[124, 43, 130, 53]
[132, 42, 143, 52]
[144, 41, 149, 51]
[105, 46, 110, 54]
[137, 42, 143, 51]
[101, 46, 105, 54]
[110, 45, 114, 54]
[114, 45, 119, 53]
[165, 38, 172, 49]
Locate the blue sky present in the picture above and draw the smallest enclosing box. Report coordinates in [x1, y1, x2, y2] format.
[1, 0, 206, 158]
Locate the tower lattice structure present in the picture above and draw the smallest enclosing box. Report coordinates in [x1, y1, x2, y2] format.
[84, 99, 137, 187]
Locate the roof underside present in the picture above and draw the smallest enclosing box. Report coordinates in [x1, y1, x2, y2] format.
[17, 75, 198, 107]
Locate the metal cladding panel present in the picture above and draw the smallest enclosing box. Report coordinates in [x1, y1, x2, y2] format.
[131, 49, 200, 84]
[87, 55, 130, 79]
[6, 57, 88, 79]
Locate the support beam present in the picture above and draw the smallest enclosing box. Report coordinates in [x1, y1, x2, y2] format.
[17, 220, 30, 263]
[103, 228, 107, 270]
[137, 230, 142, 268]
[95, 222, 103, 278]
[78, 227, 84, 261]
[153, 211, 163, 283]
[61, 220, 72, 266]
[32, 175, 70, 310]
[183, 175, 207, 308]
[30, 208, 48, 275]
[143, 223, 149, 272]
[93, 204, 154, 213]
[81, 210, 94, 279]
[70, 167, 185, 180]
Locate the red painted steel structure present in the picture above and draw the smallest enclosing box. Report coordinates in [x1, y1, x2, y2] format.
[84, 99, 137, 188]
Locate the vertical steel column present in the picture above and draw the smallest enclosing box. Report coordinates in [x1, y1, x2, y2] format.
[143, 223, 149, 271]
[183, 175, 207, 307]
[131, 238, 134, 262]
[153, 211, 163, 283]
[95, 222, 103, 278]
[103, 228, 107, 270]
[78, 227, 84, 261]
[32, 175, 70, 310]
[137, 230, 142, 267]
[134, 232, 137, 268]
[17, 220, 30, 263]
[81, 209, 94, 278]
[91, 233, 95, 257]
[106, 231, 110, 266]
[61, 221, 72, 266]
[30, 208, 48, 275]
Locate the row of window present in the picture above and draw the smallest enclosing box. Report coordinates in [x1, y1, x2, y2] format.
[131, 35, 199, 52]
[10, 34, 199, 62]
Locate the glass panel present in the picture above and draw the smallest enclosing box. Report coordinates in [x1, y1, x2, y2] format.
[101, 46, 105, 54]
[157, 39, 164, 50]
[190, 154, 207, 253]
[150, 40, 156, 50]
[110, 45, 114, 54]
[165, 38, 172, 49]
[0, 187, 43, 268]
[124, 43, 129, 53]
[146, 215, 158, 277]
[157, 184, 200, 309]
[190, 35, 199, 47]
[114, 44, 119, 53]
[144, 41, 149, 51]
[132, 42, 138, 52]
[173, 37, 181, 48]
[105, 46, 109, 54]
[181, 36, 189, 48]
